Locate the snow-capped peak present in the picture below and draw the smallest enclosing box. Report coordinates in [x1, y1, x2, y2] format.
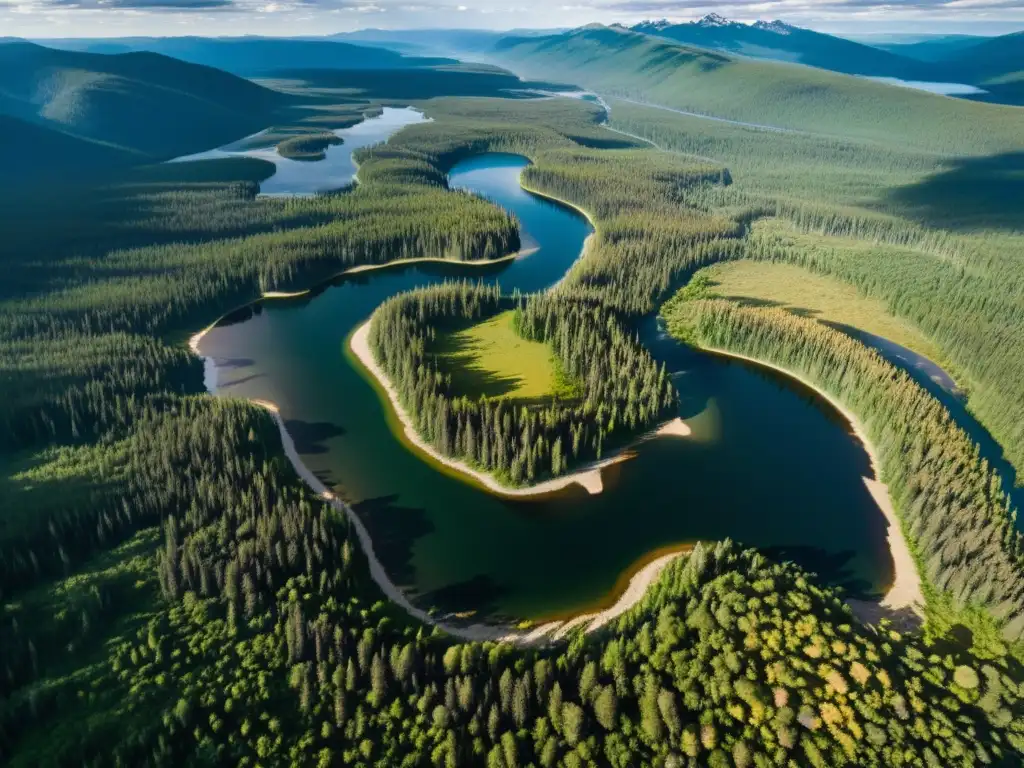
[696, 13, 732, 27]
[638, 18, 674, 31]
[752, 19, 794, 35]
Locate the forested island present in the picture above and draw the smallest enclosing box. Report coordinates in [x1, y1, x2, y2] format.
[277, 132, 344, 161]
[363, 278, 677, 488]
[3, 26, 1024, 768]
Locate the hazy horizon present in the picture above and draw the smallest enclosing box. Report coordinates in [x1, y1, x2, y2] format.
[2, 2, 1021, 41]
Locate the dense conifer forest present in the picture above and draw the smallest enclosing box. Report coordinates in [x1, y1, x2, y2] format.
[368, 282, 677, 483]
[662, 286, 1024, 645]
[2, 75, 1024, 766]
[606, 97, 1024, 485]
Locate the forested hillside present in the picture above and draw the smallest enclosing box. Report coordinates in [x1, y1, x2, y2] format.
[494, 26, 1024, 154]
[23, 36, 450, 76]
[939, 31, 1024, 86]
[604, 95, 1024, 490]
[0, 113, 136, 181]
[633, 15, 933, 80]
[663, 287, 1024, 643]
[0, 42, 286, 167]
[2, 58, 1024, 767]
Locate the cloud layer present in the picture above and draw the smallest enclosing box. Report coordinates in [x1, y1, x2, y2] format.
[2, 0, 1022, 38]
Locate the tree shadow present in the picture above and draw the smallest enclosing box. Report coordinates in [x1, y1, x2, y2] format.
[218, 372, 265, 389]
[847, 599, 924, 633]
[888, 151, 1024, 231]
[432, 330, 528, 400]
[418, 574, 510, 620]
[759, 544, 875, 599]
[723, 294, 823, 320]
[216, 357, 256, 370]
[350, 494, 435, 587]
[282, 419, 345, 455]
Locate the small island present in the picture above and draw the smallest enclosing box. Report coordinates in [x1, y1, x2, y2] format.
[276, 131, 344, 161]
[355, 281, 687, 493]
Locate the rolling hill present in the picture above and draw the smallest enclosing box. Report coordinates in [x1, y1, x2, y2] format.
[870, 34, 988, 62]
[330, 28, 565, 58]
[939, 30, 1024, 84]
[0, 113, 136, 182]
[632, 15, 932, 79]
[0, 42, 286, 169]
[29, 36, 453, 77]
[493, 25, 1024, 155]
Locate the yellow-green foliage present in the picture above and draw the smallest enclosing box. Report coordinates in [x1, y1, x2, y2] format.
[605, 91, 1024, 483]
[695, 258, 944, 365]
[432, 310, 578, 403]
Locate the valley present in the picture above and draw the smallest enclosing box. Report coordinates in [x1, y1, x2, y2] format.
[2, 18, 1024, 767]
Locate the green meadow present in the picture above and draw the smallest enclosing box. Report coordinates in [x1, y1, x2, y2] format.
[431, 310, 579, 403]
[695, 258, 946, 364]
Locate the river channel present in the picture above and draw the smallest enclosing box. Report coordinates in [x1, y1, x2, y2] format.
[191, 131, 897, 622]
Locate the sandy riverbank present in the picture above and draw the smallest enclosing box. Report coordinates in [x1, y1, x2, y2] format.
[244, 396, 689, 644]
[188, 299, 692, 645]
[701, 346, 924, 625]
[349, 320, 690, 499]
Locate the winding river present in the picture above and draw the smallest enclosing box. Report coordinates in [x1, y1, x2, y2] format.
[193, 136, 898, 623]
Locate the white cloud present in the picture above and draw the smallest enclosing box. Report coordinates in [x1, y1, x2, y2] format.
[3, 0, 1022, 37]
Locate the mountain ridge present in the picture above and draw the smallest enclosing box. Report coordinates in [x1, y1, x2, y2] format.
[630, 15, 935, 79]
[0, 42, 287, 177]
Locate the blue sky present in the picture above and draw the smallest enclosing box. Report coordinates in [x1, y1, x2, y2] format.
[2, 0, 1021, 38]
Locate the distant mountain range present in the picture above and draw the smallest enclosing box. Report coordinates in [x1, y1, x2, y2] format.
[631, 15, 935, 80]
[0, 42, 285, 180]
[19, 36, 454, 77]
[623, 17, 1024, 105]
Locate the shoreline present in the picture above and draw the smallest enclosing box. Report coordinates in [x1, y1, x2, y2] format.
[349, 319, 690, 499]
[187, 344, 690, 645]
[182, 153, 699, 642]
[247, 397, 688, 644]
[518, 179, 597, 292]
[700, 345, 925, 625]
[185, 151, 917, 641]
[184, 249, 540, 378]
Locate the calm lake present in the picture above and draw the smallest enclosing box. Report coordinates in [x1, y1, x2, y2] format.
[863, 76, 987, 96]
[195, 149, 897, 622]
[170, 106, 428, 195]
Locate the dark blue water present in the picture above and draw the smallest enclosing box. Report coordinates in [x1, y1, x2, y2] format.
[197, 153, 893, 622]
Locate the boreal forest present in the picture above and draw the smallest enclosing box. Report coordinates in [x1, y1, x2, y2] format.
[2, 16, 1024, 768]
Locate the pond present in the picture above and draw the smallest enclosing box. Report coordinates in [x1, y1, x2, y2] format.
[195, 151, 895, 622]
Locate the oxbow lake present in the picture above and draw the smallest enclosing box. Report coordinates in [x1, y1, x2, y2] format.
[193, 148, 905, 622]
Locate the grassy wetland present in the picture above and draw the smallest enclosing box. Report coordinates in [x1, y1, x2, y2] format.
[3, 43, 1024, 768]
